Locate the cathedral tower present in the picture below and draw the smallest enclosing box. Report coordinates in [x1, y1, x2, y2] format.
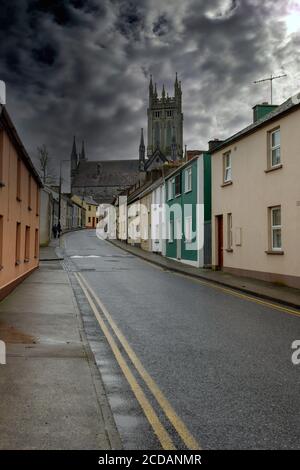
[147, 74, 183, 162]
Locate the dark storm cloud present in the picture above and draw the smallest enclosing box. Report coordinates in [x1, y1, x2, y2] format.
[0, 0, 298, 171]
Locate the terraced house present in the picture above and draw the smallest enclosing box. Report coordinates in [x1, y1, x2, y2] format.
[165, 152, 211, 267]
[211, 94, 300, 288]
[0, 105, 42, 300]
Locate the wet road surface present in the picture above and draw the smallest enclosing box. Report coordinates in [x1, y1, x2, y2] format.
[62, 230, 300, 450]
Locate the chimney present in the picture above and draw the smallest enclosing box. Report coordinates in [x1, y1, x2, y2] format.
[0, 81, 6, 105]
[208, 139, 224, 151]
[252, 102, 278, 123]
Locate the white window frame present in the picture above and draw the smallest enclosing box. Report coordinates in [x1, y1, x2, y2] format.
[223, 152, 232, 183]
[184, 216, 193, 243]
[270, 206, 282, 251]
[270, 128, 281, 168]
[168, 179, 174, 200]
[184, 167, 192, 193]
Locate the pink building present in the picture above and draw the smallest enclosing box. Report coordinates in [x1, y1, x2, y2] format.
[0, 105, 42, 300]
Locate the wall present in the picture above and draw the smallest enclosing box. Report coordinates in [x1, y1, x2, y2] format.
[211, 107, 300, 287]
[0, 128, 40, 299]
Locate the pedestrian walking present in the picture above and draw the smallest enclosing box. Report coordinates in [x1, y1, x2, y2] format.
[57, 221, 62, 238]
[52, 224, 57, 239]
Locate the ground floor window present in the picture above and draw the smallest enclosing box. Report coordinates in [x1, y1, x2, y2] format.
[168, 219, 174, 243]
[227, 213, 233, 250]
[270, 206, 282, 251]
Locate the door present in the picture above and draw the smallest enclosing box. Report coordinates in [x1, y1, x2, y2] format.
[176, 218, 181, 260]
[92, 217, 96, 228]
[217, 215, 223, 269]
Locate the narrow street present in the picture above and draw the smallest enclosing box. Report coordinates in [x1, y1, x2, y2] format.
[63, 229, 300, 450]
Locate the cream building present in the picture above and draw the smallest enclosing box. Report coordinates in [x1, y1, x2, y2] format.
[211, 95, 300, 288]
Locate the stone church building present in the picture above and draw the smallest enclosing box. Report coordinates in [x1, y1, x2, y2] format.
[71, 74, 184, 203]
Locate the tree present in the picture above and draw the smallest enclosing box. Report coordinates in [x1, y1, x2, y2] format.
[37, 145, 57, 184]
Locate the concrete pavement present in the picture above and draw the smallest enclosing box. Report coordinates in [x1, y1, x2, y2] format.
[0, 242, 121, 449]
[109, 239, 300, 309]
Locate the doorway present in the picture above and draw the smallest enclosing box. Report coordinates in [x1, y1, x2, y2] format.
[216, 215, 223, 269]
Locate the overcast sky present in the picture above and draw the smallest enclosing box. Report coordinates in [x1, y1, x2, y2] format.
[1, 0, 300, 169]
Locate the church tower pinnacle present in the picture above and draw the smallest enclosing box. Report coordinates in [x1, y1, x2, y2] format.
[139, 128, 145, 171]
[71, 136, 78, 176]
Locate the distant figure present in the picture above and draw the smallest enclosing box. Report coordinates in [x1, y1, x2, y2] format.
[57, 221, 62, 238]
[52, 224, 57, 239]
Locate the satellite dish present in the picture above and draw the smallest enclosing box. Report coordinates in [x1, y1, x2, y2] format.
[0, 81, 6, 105]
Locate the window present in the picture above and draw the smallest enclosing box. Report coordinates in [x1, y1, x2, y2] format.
[88, 205, 91, 211]
[270, 128, 281, 167]
[88, 217, 91, 223]
[28, 174, 32, 210]
[0, 215, 3, 269]
[25, 226, 30, 261]
[168, 179, 173, 200]
[175, 174, 181, 196]
[34, 229, 39, 258]
[17, 158, 21, 201]
[36, 186, 40, 216]
[227, 213, 233, 250]
[185, 167, 192, 192]
[15, 222, 21, 265]
[154, 111, 160, 118]
[185, 216, 193, 243]
[168, 219, 174, 243]
[270, 206, 282, 251]
[223, 152, 232, 182]
[166, 110, 173, 117]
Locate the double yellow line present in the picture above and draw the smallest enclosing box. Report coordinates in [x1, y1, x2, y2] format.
[74, 271, 200, 451]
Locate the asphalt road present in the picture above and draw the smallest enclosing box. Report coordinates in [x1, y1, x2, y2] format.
[63, 230, 300, 450]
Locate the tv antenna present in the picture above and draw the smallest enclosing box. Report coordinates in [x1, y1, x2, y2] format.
[254, 73, 287, 104]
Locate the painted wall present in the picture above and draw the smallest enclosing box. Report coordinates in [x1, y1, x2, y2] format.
[0, 128, 40, 298]
[140, 193, 151, 252]
[211, 107, 300, 287]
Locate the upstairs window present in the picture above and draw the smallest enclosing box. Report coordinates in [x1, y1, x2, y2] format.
[28, 174, 32, 210]
[17, 159, 22, 201]
[175, 174, 181, 197]
[270, 128, 281, 167]
[223, 152, 232, 183]
[184, 167, 192, 192]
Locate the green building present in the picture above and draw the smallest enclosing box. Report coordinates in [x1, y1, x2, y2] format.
[164, 153, 211, 267]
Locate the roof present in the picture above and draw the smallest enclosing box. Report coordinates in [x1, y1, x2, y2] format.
[211, 94, 300, 153]
[72, 160, 140, 187]
[83, 195, 98, 206]
[0, 105, 43, 187]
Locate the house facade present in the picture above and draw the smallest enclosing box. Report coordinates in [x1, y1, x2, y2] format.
[165, 153, 211, 267]
[211, 96, 300, 288]
[0, 105, 42, 300]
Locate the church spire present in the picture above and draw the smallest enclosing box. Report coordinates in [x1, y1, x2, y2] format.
[139, 128, 145, 171]
[71, 136, 78, 175]
[79, 140, 86, 161]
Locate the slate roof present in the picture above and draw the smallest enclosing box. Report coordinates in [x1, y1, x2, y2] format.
[71, 159, 140, 203]
[211, 95, 300, 153]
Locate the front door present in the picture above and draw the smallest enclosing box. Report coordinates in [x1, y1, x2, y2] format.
[217, 215, 223, 269]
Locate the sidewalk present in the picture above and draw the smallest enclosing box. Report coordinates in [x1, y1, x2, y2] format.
[109, 239, 300, 310]
[0, 243, 121, 449]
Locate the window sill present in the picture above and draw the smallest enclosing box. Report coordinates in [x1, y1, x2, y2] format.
[0, 265, 3, 271]
[184, 189, 192, 194]
[28, 206, 32, 211]
[16, 196, 22, 202]
[265, 164, 283, 173]
[15, 260, 21, 266]
[265, 250, 284, 255]
[221, 181, 233, 187]
[24, 259, 30, 263]
[0, 181, 5, 187]
[226, 248, 233, 252]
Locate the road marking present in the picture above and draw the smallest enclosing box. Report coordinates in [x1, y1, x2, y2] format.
[77, 272, 201, 450]
[173, 272, 300, 318]
[74, 272, 175, 450]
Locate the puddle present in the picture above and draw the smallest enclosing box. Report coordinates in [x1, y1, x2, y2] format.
[0, 321, 37, 344]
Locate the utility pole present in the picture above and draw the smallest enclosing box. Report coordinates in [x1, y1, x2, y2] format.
[254, 73, 287, 104]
